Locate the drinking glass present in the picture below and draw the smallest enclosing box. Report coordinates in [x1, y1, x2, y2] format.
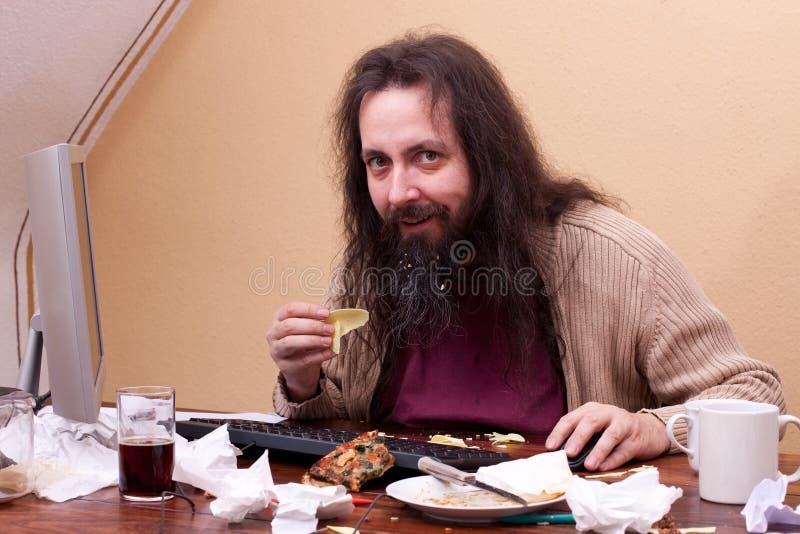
[117, 386, 175, 501]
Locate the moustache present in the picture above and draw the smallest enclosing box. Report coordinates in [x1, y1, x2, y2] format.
[386, 203, 449, 226]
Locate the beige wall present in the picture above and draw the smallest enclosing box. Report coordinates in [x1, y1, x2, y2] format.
[87, 1, 800, 450]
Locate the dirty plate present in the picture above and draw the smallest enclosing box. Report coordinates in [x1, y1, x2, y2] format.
[386, 475, 566, 523]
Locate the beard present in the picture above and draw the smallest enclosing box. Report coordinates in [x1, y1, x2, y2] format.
[370, 203, 466, 348]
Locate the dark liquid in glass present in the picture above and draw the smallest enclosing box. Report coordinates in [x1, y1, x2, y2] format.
[118, 437, 174, 499]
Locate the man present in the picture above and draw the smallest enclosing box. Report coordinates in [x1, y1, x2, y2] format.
[267, 33, 783, 471]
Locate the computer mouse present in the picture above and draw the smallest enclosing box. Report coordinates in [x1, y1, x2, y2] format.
[559, 431, 603, 471]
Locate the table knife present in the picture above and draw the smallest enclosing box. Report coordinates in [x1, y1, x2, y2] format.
[417, 456, 529, 505]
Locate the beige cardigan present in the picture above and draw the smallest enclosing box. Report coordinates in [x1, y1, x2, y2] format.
[273, 202, 784, 449]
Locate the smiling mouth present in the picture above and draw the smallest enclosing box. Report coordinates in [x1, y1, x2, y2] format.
[390, 203, 449, 232]
[401, 214, 434, 226]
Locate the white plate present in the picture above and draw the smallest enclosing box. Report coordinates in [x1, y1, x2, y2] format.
[385, 475, 566, 523]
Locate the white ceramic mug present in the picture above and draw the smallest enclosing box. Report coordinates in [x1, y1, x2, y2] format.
[666, 398, 754, 472]
[681, 400, 800, 504]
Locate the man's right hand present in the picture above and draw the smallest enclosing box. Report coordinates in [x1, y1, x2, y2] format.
[267, 302, 336, 402]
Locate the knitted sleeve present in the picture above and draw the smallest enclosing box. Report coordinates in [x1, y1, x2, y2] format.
[635, 226, 784, 447]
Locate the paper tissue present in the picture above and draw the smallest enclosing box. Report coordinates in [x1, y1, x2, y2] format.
[475, 449, 573, 498]
[566, 468, 682, 534]
[742, 475, 800, 532]
[32, 406, 118, 502]
[173, 424, 354, 532]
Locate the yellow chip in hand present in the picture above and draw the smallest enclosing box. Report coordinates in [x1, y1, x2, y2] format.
[327, 308, 369, 353]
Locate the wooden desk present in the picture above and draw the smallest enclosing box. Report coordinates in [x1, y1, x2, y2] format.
[2, 425, 800, 533]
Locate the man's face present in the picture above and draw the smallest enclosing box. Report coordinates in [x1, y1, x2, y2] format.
[359, 85, 472, 245]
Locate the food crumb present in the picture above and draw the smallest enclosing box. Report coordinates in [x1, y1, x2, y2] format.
[390, 516, 399, 522]
[655, 513, 679, 534]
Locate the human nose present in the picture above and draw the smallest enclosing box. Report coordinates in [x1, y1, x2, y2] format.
[387, 165, 420, 207]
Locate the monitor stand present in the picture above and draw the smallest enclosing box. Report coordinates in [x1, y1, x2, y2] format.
[17, 313, 43, 396]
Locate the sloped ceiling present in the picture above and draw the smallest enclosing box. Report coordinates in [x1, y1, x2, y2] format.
[0, 0, 190, 385]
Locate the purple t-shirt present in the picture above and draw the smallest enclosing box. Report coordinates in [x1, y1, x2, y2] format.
[383, 299, 566, 436]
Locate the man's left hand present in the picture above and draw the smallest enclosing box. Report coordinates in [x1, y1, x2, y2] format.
[544, 402, 671, 471]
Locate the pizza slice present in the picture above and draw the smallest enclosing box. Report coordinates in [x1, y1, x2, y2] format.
[301, 430, 395, 491]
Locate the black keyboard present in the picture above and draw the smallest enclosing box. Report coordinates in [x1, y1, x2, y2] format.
[176, 418, 512, 471]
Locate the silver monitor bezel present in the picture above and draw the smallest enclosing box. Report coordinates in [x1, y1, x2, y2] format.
[24, 143, 105, 423]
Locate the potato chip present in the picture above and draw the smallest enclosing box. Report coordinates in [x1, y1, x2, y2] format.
[485, 432, 526, 445]
[429, 434, 469, 448]
[327, 308, 369, 353]
[428, 435, 480, 449]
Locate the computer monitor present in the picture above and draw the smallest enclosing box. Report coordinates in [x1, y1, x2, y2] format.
[17, 144, 105, 423]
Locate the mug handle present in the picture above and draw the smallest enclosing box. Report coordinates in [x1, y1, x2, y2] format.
[666, 413, 694, 455]
[779, 415, 800, 483]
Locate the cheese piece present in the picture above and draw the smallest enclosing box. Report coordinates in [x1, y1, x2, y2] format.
[327, 308, 369, 353]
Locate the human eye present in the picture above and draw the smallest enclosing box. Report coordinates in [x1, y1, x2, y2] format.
[418, 151, 439, 164]
[366, 156, 388, 170]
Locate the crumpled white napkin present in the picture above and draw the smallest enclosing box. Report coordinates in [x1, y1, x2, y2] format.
[32, 407, 118, 502]
[476, 449, 572, 496]
[172, 424, 242, 492]
[173, 424, 274, 522]
[207, 452, 274, 522]
[272, 483, 354, 533]
[741, 475, 800, 533]
[566, 468, 682, 534]
[172, 424, 354, 531]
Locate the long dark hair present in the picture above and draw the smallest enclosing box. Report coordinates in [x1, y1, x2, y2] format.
[332, 32, 611, 419]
